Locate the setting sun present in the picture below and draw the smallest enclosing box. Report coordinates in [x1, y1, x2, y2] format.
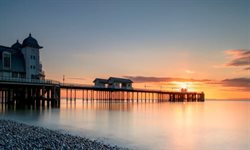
[180, 82, 188, 89]
[172, 82, 191, 91]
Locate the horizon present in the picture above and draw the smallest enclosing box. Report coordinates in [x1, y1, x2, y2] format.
[0, 0, 249, 99]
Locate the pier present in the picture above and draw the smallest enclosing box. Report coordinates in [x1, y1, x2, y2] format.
[0, 77, 60, 108]
[0, 78, 204, 107]
[61, 83, 205, 102]
[0, 34, 205, 108]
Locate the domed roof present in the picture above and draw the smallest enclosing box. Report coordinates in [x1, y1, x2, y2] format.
[11, 40, 22, 50]
[22, 33, 43, 49]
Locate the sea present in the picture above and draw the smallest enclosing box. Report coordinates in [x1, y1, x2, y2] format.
[0, 99, 249, 150]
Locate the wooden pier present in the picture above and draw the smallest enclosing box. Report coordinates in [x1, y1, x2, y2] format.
[0, 77, 60, 108]
[61, 83, 205, 102]
[0, 78, 205, 108]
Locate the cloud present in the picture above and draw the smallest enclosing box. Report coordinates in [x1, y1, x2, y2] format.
[224, 49, 250, 70]
[123, 76, 211, 83]
[185, 70, 195, 74]
[221, 78, 250, 91]
[123, 76, 250, 92]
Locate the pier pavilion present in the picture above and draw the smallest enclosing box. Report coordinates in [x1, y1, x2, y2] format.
[0, 34, 45, 80]
[94, 77, 133, 89]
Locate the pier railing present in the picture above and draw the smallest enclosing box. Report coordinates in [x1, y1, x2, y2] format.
[0, 76, 60, 85]
[60, 83, 93, 88]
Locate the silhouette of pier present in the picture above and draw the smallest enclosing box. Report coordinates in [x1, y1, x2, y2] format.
[61, 83, 205, 102]
[0, 78, 205, 108]
[0, 77, 60, 108]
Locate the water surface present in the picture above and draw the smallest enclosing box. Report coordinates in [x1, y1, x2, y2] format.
[1, 100, 249, 150]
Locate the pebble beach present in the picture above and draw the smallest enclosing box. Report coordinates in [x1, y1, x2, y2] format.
[0, 119, 128, 150]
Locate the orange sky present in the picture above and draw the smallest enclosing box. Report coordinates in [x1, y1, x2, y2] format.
[1, 0, 249, 100]
[44, 48, 249, 100]
[42, 48, 250, 100]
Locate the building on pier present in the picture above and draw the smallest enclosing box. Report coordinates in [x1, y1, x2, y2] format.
[93, 78, 108, 88]
[93, 77, 133, 89]
[0, 34, 45, 80]
[108, 77, 133, 89]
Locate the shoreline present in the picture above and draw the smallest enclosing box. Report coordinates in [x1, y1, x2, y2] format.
[0, 119, 129, 150]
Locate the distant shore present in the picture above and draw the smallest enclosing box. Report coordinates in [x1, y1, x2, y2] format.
[0, 119, 128, 150]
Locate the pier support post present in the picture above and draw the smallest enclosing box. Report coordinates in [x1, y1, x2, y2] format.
[42, 86, 45, 106]
[47, 88, 50, 106]
[66, 89, 68, 100]
[82, 90, 84, 100]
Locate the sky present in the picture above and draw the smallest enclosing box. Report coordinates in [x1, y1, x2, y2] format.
[0, 0, 249, 99]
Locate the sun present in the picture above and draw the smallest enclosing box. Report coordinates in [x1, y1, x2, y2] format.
[170, 81, 196, 91]
[176, 82, 194, 91]
[180, 82, 188, 89]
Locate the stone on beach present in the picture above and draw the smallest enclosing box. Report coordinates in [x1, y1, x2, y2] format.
[0, 119, 128, 150]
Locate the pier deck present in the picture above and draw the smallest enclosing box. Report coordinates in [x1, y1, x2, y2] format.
[0, 77, 60, 107]
[0, 79, 205, 107]
[61, 83, 205, 102]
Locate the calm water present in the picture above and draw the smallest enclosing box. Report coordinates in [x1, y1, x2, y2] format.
[0, 100, 249, 150]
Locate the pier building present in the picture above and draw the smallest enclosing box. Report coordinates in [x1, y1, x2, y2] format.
[93, 78, 108, 88]
[94, 77, 133, 89]
[0, 34, 45, 80]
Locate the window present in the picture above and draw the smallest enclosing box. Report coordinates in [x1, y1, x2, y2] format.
[31, 74, 38, 79]
[3, 52, 11, 69]
[12, 72, 18, 78]
[30, 55, 36, 60]
[20, 73, 25, 78]
[30, 65, 32, 69]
